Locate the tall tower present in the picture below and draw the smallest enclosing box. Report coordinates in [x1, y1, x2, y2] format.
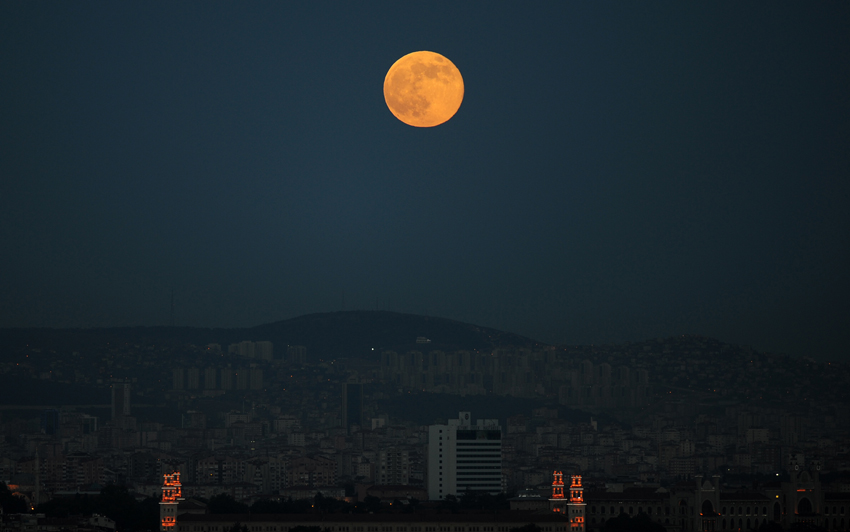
[111, 381, 131, 419]
[568, 475, 586, 532]
[342, 381, 364, 433]
[160, 471, 184, 531]
[550, 470, 567, 513]
[427, 412, 502, 500]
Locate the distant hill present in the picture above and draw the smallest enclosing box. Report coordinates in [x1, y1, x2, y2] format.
[250, 311, 542, 357]
[0, 311, 543, 360]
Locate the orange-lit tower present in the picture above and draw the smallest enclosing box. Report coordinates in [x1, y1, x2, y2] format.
[160, 471, 184, 531]
[568, 475, 585, 532]
[552, 471, 565, 499]
[549, 470, 567, 513]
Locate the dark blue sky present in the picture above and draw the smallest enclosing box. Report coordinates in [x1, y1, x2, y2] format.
[2, 3, 848, 360]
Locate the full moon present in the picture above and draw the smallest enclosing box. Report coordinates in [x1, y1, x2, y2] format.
[384, 51, 464, 128]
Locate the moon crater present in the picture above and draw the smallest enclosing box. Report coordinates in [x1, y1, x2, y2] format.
[384, 51, 464, 128]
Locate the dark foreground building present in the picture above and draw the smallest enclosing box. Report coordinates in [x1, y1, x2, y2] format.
[511, 464, 850, 532]
[163, 461, 850, 532]
[175, 512, 572, 532]
[582, 462, 850, 532]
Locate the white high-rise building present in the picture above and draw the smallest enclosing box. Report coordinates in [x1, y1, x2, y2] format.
[427, 411, 502, 500]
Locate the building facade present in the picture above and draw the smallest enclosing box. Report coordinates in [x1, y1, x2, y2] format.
[428, 412, 502, 500]
[579, 462, 849, 532]
[342, 382, 364, 433]
[378, 448, 410, 485]
[111, 382, 131, 419]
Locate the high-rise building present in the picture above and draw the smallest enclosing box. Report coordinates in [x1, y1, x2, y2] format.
[111, 382, 131, 419]
[41, 409, 60, 435]
[342, 382, 364, 433]
[230, 341, 255, 358]
[287, 345, 307, 364]
[81, 414, 98, 435]
[172, 369, 184, 390]
[204, 367, 217, 390]
[181, 411, 206, 430]
[250, 367, 263, 389]
[377, 448, 410, 485]
[427, 412, 502, 500]
[187, 368, 200, 389]
[255, 341, 274, 361]
[236, 368, 250, 389]
[220, 368, 234, 390]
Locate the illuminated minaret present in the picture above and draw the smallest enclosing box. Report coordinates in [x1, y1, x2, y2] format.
[568, 475, 585, 532]
[160, 471, 184, 531]
[550, 470, 567, 513]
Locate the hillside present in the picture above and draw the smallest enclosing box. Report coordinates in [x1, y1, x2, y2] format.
[0, 311, 542, 361]
[249, 311, 542, 356]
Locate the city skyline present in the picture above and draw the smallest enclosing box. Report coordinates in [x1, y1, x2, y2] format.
[1, 312, 848, 531]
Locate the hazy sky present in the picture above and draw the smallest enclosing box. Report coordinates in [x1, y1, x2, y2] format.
[2, 3, 848, 360]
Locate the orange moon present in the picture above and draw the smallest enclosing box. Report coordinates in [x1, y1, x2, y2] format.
[383, 51, 464, 127]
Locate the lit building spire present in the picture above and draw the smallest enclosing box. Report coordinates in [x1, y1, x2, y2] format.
[160, 471, 184, 531]
[550, 470, 567, 514]
[568, 475, 585, 532]
[552, 470, 565, 499]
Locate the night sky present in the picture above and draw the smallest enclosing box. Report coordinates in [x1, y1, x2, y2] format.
[2, 3, 848, 360]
